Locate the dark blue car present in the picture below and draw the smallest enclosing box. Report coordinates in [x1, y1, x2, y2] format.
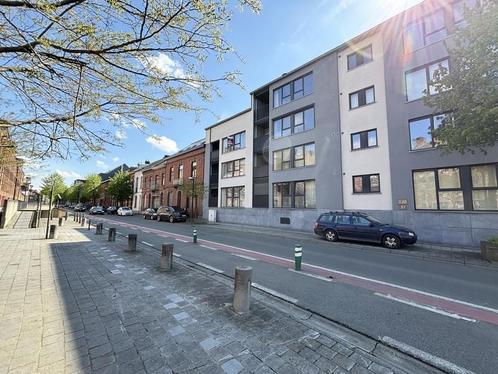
[314, 211, 417, 249]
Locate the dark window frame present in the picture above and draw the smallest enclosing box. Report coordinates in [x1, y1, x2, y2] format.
[351, 129, 378, 150]
[352, 174, 381, 194]
[273, 72, 313, 108]
[222, 131, 246, 153]
[272, 106, 315, 139]
[412, 162, 498, 211]
[191, 161, 197, 178]
[347, 45, 373, 70]
[405, 58, 450, 102]
[272, 179, 316, 209]
[273, 142, 316, 171]
[349, 86, 375, 109]
[221, 186, 245, 208]
[221, 158, 245, 179]
[408, 112, 453, 151]
[403, 8, 448, 54]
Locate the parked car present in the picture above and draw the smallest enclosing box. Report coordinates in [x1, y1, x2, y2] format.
[74, 203, 86, 212]
[156, 206, 188, 223]
[314, 211, 417, 249]
[89, 206, 105, 215]
[143, 208, 157, 220]
[106, 206, 118, 215]
[117, 207, 133, 216]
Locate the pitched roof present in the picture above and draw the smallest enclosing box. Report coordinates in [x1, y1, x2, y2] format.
[98, 164, 135, 182]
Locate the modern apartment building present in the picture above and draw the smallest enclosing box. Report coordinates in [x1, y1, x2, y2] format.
[204, 0, 498, 246]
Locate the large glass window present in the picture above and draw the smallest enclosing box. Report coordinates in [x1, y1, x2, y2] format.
[273, 73, 313, 108]
[409, 113, 452, 150]
[222, 131, 246, 153]
[405, 59, 449, 101]
[347, 45, 373, 70]
[403, 9, 448, 53]
[353, 174, 380, 193]
[221, 159, 245, 178]
[349, 86, 375, 109]
[437, 168, 464, 210]
[221, 186, 245, 208]
[273, 107, 314, 139]
[273, 143, 316, 171]
[471, 164, 498, 210]
[178, 164, 184, 179]
[413, 171, 437, 209]
[273, 180, 316, 209]
[351, 129, 377, 150]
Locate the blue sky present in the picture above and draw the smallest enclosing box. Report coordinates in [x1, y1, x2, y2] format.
[31, 0, 422, 188]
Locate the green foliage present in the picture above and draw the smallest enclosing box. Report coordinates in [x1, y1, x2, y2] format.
[177, 180, 207, 199]
[0, 0, 261, 160]
[107, 171, 132, 205]
[488, 237, 498, 246]
[82, 174, 101, 203]
[63, 185, 81, 203]
[425, 2, 498, 153]
[41, 172, 66, 197]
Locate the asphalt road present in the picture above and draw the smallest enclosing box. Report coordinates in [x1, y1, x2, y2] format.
[81, 213, 498, 374]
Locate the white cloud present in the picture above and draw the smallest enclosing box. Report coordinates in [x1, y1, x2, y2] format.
[96, 160, 109, 170]
[55, 169, 83, 185]
[142, 53, 185, 78]
[112, 156, 120, 162]
[115, 129, 127, 140]
[145, 135, 179, 154]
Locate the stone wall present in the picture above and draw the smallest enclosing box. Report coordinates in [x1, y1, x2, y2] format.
[0, 199, 19, 228]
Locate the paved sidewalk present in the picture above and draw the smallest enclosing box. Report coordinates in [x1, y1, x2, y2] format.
[0, 222, 440, 374]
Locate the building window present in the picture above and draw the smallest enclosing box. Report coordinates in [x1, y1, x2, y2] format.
[273, 180, 316, 209]
[405, 59, 449, 101]
[347, 45, 373, 70]
[161, 173, 165, 186]
[403, 9, 447, 53]
[273, 143, 315, 171]
[135, 177, 139, 193]
[409, 113, 452, 150]
[453, 0, 478, 24]
[351, 129, 377, 150]
[273, 107, 314, 139]
[191, 161, 197, 178]
[154, 175, 158, 190]
[221, 186, 245, 207]
[222, 159, 245, 178]
[222, 131, 246, 153]
[178, 164, 184, 179]
[273, 73, 313, 108]
[353, 174, 380, 194]
[471, 164, 498, 211]
[349, 86, 375, 109]
[169, 167, 174, 182]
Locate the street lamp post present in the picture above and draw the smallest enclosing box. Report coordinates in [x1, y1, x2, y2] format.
[45, 181, 55, 239]
[188, 177, 195, 224]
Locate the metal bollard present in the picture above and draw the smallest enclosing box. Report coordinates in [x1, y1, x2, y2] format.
[81, 217, 85, 227]
[127, 234, 137, 252]
[65, 211, 68, 221]
[233, 266, 252, 314]
[77, 213, 81, 223]
[193, 226, 198, 243]
[294, 245, 302, 271]
[160, 243, 174, 271]
[73, 213, 76, 222]
[96, 223, 103, 235]
[58, 217, 63, 227]
[108, 227, 116, 242]
[88, 219, 91, 230]
[48, 224, 58, 239]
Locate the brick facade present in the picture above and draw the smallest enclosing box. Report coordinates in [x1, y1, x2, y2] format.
[0, 130, 25, 207]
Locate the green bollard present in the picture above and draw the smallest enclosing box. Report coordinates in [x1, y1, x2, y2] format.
[193, 226, 198, 244]
[294, 245, 302, 271]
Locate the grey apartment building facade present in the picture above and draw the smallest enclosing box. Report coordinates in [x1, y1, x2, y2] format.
[204, 0, 498, 247]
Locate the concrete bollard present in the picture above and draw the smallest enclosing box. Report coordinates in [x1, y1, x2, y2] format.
[233, 266, 252, 314]
[88, 219, 91, 230]
[81, 217, 85, 227]
[65, 211, 68, 221]
[108, 228, 116, 242]
[77, 213, 80, 223]
[49, 224, 58, 239]
[58, 217, 63, 227]
[127, 234, 137, 252]
[73, 213, 76, 222]
[294, 245, 302, 271]
[160, 243, 174, 271]
[96, 223, 103, 235]
[192, 226, 198, 243]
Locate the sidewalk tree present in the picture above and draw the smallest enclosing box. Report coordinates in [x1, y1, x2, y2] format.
[40, 172, 66, 197]
[0, 0, 261, 160]
[82, 174, 101, 205]
[178, 180, 207, 218]
[63, 185, 78, 203]
[425, 2, 498, 154]
[107, 171, 132, 206]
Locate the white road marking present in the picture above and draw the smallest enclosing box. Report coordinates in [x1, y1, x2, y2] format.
[231, 254, 257, 261]
[141, 241, 154, 247]
[375, 293, 477, 322]
[143, 230, 151, 233]
[200, 244, 218, 251]
[381, 336, 476, 374]
[252, 283, 298, 304]
[173, 253, 182, 257]
[176, 238, 188, 243]
[196, 262, 224, 274]
[288, 269, 332, 282]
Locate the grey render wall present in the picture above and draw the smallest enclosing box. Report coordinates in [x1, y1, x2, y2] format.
[268, 51, 343, 217]
[382, 1, 498, 246]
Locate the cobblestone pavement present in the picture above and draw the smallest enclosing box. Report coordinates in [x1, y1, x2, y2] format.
[0, 221, 427, 374]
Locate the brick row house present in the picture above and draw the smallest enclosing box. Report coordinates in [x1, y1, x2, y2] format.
[0, 129, 26, 207]
[97, 164, 135, 207]
[133, 140, 205, 218]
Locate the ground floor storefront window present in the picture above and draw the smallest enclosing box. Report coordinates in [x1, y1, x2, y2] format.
[273, 180, 316, 208]
[221, 186, 245, 207]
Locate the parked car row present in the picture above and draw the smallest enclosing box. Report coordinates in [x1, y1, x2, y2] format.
[143, 206, 188, 223]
